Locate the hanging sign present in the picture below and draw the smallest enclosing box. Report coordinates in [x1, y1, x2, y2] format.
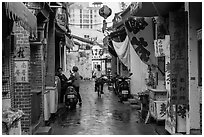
[154, 35, 170, 57]
[124, 17, 156, 65]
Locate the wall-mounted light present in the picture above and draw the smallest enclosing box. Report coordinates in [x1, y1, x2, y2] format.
[41, 38, 47, 45]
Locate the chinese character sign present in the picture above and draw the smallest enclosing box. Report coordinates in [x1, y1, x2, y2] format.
[14, 60, 29, 83]
[125, 17, 156, 65]
[154, 35, 170, 57]
[169, 11, 188, 105]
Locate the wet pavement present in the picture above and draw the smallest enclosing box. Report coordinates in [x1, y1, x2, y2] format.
[50, 80, 157, 135]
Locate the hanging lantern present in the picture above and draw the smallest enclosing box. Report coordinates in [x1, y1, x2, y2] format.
[99, 5, 112, 19]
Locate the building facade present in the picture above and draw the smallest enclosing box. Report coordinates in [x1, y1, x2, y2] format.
[69, 2, 102, 30]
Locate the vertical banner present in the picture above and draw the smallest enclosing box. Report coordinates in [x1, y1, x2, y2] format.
[124, 17, 156, 66]
[168, 11, 188, 133]
[154, 35, 170, 57]
[169, 11, 188, 105]
[165, 35, 176, 134]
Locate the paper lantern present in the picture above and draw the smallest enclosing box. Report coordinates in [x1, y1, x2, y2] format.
[99, 5, 112, 19]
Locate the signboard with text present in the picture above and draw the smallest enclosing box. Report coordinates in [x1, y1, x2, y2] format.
[14, 60, 29, 83]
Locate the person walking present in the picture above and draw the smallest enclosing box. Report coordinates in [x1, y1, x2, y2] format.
[72, 66, 82, 106]
[94, 65, 104, 94]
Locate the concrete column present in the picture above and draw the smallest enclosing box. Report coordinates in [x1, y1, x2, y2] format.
[46, 12, 56, 87]
[186, 2, 202, 133]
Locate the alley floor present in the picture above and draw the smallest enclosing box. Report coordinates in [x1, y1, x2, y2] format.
[49, 80, 158, 135]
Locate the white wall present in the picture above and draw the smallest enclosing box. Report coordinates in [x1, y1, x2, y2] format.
[187, 3, 202, 130]
[66, 50, 92, 79]
[130, 45, 148, 94]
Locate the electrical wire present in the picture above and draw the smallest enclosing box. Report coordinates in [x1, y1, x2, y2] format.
[68, 21, 112, 26]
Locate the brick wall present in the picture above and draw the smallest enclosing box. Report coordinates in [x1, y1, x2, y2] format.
[30, 43, 44, 126]
[13, 23, 32, 134]
[30, 45, 43, 90]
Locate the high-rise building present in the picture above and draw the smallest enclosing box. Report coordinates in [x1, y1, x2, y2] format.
[69, 2, 103, 30]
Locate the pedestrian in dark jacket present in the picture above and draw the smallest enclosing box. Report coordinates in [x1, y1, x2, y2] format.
[56, 67, 68, 103]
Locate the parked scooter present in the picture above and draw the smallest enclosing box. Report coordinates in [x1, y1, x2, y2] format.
[117, 73, 133, 102]
[64, 71, 78, 109]
[111, 73, 120, 95]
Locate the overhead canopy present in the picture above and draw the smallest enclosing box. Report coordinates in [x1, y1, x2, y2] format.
[4, 2, 37, 37]
[113, 2, 183, 27]
[131, 2, 183, 17]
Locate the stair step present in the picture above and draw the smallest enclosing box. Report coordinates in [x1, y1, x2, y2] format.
[128, 99, 139, 104]
[130, 104, 141, 109]
[123, 101, 130, 105]
[35, 127, 52, 135]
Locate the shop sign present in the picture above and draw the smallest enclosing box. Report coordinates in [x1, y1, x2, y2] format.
[14, 60, 29, 83]
[154, 35, 170, 57]
[165, 11, 188, 134]
[169, 12, 188, 105]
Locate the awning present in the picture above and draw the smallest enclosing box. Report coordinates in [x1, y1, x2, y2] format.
[4, 2, 37, 37]
[73, 40, 81, 47]
[71, 34, 95, 45]
[131, 2, 183, 17]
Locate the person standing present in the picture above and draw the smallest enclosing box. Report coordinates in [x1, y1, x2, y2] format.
[72, 66, 82, 106]
[56, 67, 69, 103]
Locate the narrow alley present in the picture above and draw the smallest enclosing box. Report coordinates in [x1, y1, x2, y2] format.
[2, 2, 202, 135]
[50, 80, 157, 135]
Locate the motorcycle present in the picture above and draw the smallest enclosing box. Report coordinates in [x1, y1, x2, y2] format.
[117, 73, 133, 102]
[111, 74, 120, 95]
[64, 72, 78, 109]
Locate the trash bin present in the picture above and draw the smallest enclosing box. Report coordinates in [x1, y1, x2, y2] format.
[46, 86, 58, 114]
[44, 90, 50, 121]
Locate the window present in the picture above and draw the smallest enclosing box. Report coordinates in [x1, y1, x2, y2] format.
[80, 9, 82, 13]
[83, 19, 89, 23]
[83, 25, 89, 29]
[83, 14, 89, 18]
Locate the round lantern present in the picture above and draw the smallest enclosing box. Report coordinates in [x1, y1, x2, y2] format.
[99, 5, 112, 19]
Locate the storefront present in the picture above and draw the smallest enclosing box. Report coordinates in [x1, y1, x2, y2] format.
[111, 2, 202, 134]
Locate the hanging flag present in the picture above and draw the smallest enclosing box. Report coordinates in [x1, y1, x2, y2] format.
[124, 16, 156, 66]
[112, 36, 131, 69]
